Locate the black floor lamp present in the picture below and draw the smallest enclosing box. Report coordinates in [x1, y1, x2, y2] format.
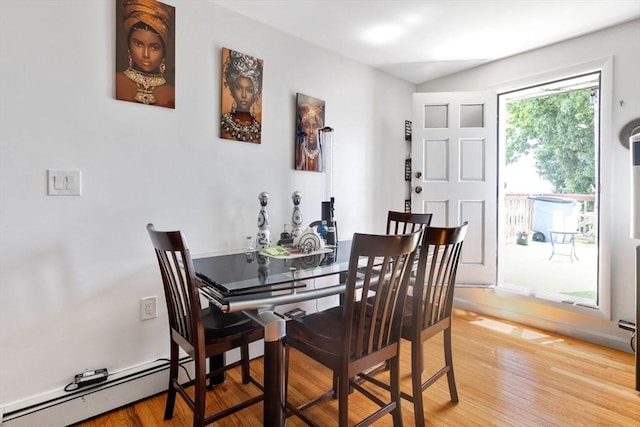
[630, 129, 640, 391]
[623, 120, 640, 391]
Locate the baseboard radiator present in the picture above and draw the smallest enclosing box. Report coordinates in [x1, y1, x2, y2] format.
[1, 340, 262, 427]
[1, 357, 187, 427]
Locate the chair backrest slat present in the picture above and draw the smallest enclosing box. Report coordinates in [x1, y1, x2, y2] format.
[417, 223, 468, 331]
[147, 224, 200, 346]
[386, 211, 432, 236]
[344, 232, 420, 361]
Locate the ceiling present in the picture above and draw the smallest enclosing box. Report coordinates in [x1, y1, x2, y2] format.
[211, 0, 640, 84]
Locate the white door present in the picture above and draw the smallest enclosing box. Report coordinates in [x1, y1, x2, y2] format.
[412, 92, 497, 285]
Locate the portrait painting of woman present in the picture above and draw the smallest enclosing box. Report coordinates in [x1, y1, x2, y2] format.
[295, 93, 325, 172]
[220, 48, 264, 144]
[115, 0, 175, 109]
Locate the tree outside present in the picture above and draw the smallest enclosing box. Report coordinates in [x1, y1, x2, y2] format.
[505, 88, 597, 195]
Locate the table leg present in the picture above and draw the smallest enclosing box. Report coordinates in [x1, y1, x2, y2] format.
[549, 231, 579, 262]
[264, 336, 286, 427]
[246, 310, 287, 427]
[208, 353, 226, 387]
[571, 238, 579, 261]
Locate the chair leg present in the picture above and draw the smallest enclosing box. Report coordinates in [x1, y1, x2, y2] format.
[193, 357, 207, 427]
[443, 328, 459, 403]
[389, 356, 404, 427]
[338, 373, 349, 427]
[284, 344, 290, 411]
[411, 340, 426, 427]
[241, 343, 251, 384]
[164, 342, 179, 420]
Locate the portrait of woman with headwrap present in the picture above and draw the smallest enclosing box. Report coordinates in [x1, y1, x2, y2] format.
[220, 48, 263, 144]
[295, 94, 325, 172]
[115, 0, 175, 109]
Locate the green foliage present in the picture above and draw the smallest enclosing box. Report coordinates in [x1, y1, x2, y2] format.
[505, 89, 596, 194]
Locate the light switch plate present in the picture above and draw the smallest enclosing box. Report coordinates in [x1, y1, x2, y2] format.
[48, 170, 81, 196]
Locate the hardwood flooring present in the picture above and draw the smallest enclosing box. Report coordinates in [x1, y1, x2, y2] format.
[74, 309, 638, 426]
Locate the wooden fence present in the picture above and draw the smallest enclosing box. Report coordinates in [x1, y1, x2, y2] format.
[504, 193, 595, 240]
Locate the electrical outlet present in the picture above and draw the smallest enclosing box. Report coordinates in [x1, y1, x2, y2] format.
[140, 296, 157, 321]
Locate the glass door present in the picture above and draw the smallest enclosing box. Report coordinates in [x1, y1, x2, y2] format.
[498, 72, 600, 307]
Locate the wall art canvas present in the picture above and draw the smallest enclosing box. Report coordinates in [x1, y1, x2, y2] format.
[295, 93, 325, 172]
[115, 0, 175, 109]
[220, 47, 264, 143]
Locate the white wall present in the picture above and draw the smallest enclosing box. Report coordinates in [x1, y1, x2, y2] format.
[0, 0, 413, 408]
[418, 20, 640, 348]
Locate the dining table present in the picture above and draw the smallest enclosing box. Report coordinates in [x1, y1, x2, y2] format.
[193, 241, 354, 427]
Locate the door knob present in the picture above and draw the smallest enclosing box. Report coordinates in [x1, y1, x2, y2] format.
[415, 186, 423, 193]
[415, 171, 422, 179]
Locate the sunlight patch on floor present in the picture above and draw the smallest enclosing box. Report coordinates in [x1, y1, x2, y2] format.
[470, 317, 549, 340]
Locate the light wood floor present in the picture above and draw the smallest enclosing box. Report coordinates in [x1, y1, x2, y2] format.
[74, 309, 638, 426]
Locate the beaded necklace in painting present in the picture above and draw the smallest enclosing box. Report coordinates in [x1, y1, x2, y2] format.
[304, 142, 320, 160]
[221, 112, 261, 142]
[123, 68, 166, 105]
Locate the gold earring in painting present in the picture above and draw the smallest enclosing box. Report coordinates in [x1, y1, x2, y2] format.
[159, 59, 165, 76]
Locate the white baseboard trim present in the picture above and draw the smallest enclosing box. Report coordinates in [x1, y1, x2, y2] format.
[1, 358, 179, 427]
[1, 340, 263, 426]
[0, 342, 264, 427]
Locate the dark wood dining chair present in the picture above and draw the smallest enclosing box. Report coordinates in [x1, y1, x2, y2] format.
[146, 224, 264, 427]
[284, 231, 421, 426]
[370, 210, 433, 369]
[386, 210, 432, 235]
[363, 222, 468, 426]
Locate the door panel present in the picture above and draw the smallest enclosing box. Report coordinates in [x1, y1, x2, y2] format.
[423, 139, 448, 181]
[412, 91, 497, 285]
[423, 201, 448, 225]
[460, 200, 485, 265]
